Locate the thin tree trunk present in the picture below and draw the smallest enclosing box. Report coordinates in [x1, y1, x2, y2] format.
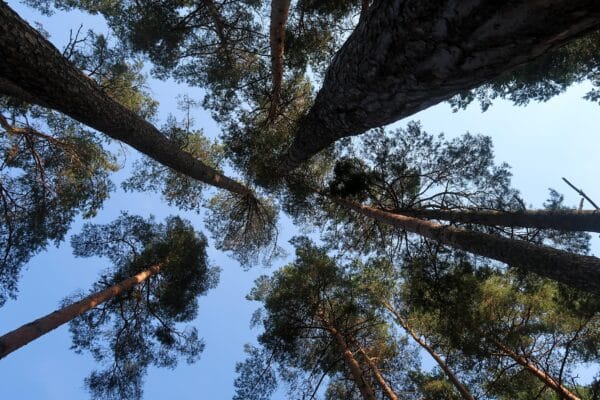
[281, 0, 600, 170]
[0, 3, 252, 197]
[359, 0, 370, 23]
[268, 0, 292, 122]
[319, 315, 377, 400]
[332, 196, 600, 295]
[490, 337, 581, 400]
[392, 208, 600, 233]
[357, 347, 399, 400]
[382, 301, 475, 400]
[0, 265, 160, 359]
[203, 0, 227, 46]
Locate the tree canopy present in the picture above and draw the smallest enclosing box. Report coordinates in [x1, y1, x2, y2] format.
[1, 0, 600, 399]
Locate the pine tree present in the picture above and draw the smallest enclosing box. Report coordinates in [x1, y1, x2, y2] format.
[0, 214, 218, 399]
[0, 2, 252, 196]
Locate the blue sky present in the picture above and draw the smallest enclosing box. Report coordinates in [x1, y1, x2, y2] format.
[1, 2, 600, 399]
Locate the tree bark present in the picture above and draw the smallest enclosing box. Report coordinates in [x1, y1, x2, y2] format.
[383, 301, 475, 400]
[359, 0, 370, 23]
[357, 347, 399, 400]
[268, 0, 292, 121]
[0, 265, 160, 359]
[490, 337, 581, 400]
[281, 0, 600, 169]
[392, 208, 600, 233]
[0, 2, 252, 197]
[319, 315, 377, 400]
[332, 196, 600, 296]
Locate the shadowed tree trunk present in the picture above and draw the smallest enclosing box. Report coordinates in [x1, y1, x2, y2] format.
[382, 301, 475, 400]
[268, 0, 292, 121]
[357, 347, 399, 400]
[489, 337, 581, 400]
[281, 0, 600, 170]
[331, 196, 600, 295]
[0, 265, 160, 359]
[392, 208, 600, 233]
[204, 0, 227, 45]
[318, 313, 377, 400]
[0, 3, 252, 197]
[359, 0, 370, 22]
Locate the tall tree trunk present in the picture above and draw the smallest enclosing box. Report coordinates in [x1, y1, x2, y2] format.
[490, 337, 581, 400]
[319, 315, 377, 400]
[331, 196, 600, 295]
[359, 0, 370, 23]
[281, 0, 600, 169]
[0, 265, 160, 359]
[356, 347, 399, 400]
[268, 0, 292, 122]
[0, 3, 252, 197]
[382, 301, 475, 400]
[392, 208, 600, 233]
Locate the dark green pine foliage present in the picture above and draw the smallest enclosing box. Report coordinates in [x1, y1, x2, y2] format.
[63, 29, 158, 119]
[397, 244, 600, 399]
[67, 214, 219, 400]
[0, 102, 117, 306]
[234, 237, 418, 399]
[449, 31, 600, 111]
[121, 115, 224, 212]
[25, 0, 364, 186]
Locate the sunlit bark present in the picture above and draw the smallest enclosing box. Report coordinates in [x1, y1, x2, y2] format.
[0, 265, 160, 359]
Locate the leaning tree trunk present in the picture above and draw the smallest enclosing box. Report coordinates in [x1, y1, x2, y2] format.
[318, 314, 377, 400]
[383, 301, 475, 400]
[0, 265, 160, 359]
[281, 0, 600, 170]
[490, 337, 581, 400]
[357, 347, 399, 400]
[392, 208, 600, 233]
[268, 0, 292, 122]
[331, 196, 600, 296]
[0, 3, 252, 197]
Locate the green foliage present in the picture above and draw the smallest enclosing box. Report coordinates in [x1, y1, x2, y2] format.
[233, 344, 277, 400]
[63, 29, 158, 119]
[408, 371, 463, 400]
[122, 116, 223, 211]
[205, 192, 283, 268]
[68, 214, 219, 400]
[236, 238, 418, 399]
[396, 244, 600, 398]
[219, 73, 316, 187]
[0, 103, 117, 305]
[309, 122, 522, 258]
[328, 157, 375, 201]
[26, 0, 362, 185]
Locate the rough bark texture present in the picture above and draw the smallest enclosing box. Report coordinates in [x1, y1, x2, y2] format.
[357, 347, 399, 400]
[268, 0, 291, 121]
[333, 197, 600, 296]
[0, 265, 160, 359]
[393, 208, 600, 233]
[282, 0, 600, 169]
[383, 301, 475, 400]
[490, 338, 581, 400]
[0, 2, 251, 197]
[319, 315, 377, 400]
